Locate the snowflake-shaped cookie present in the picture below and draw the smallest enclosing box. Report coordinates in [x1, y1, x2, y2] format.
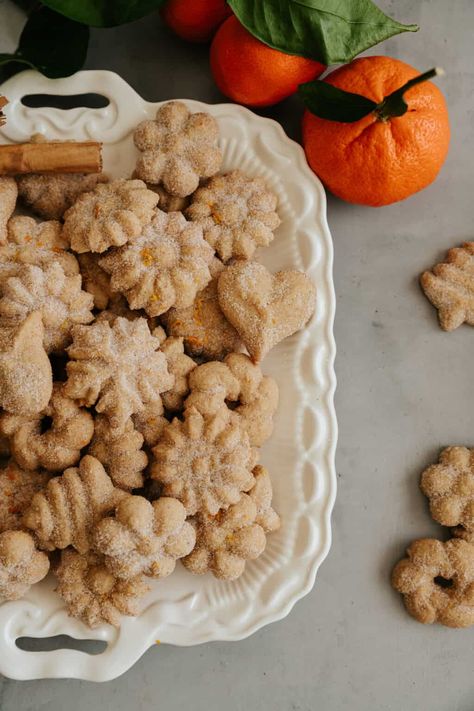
[186, 170, 280, 262]
[64, 317, 174, 429]
[134, 101, 222, 197]
[55, 549, 149, 629]
[94, 495, 196, 579]
[151, 406, 257, 515]
[63, 179, 159, 253]
[0, 262, 94, 353]
[99, 209, 213, 317]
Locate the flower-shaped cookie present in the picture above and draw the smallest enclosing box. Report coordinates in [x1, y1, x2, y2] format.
[17, 172, 107, 220]
[0, 460, 51, 533]
[183, 465, 279, 580]
[156, 332, 196, 411]
[64, 317, 174, 430]
[186, 170, 280, 262]
[185, 353, 279, 447]
[134, 101, 222, 197]
[77, 253, 112, 310]
[0, 216, 79, 279]
[0, 262, 94, 353]
[392, 537, 474, 627]
[55, 549, 149, 629]
[0, 177, 17, 244]
[94, 495, 196, 579]
[0, 312, 52, 416]
[63, 179, 159, 253]
[162, 258, 242, 360]
[88, 416, 148, 491]
[23, 455, 123, 553]
[99, 210, 213, 317]
[151, 406, 256, 515]
[0, 530, 50, 600]
[420, 447, 474, 533]
[0, 382, 94, 472]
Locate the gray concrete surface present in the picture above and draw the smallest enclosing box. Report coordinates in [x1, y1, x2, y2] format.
[0, 0, 473, 708]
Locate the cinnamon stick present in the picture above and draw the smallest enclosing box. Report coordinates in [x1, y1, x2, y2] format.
[0, 141, 102, 175]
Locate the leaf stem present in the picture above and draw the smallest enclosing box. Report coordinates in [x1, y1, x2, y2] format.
[375, 67, 444, 121]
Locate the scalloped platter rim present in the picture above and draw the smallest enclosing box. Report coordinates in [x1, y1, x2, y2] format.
[0, 70, 337, 682]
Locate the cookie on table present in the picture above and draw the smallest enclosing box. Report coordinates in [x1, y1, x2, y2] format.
[186, 170, 280, 262]
[420, 446, 474, 536]
[392, 537, 474, 628]
[420, 242, 474, 330]
[134, 101, 222, 197]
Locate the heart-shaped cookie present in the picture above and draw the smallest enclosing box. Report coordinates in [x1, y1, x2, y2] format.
[217, 261, 316, 362]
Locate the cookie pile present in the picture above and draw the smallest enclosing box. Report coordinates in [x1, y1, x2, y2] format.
[0, 102, 316, 628]
[392, 447, 474, 627]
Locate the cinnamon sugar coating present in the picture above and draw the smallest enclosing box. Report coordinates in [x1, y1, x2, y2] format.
[134, 101, 222, 197]
[421, 447, 474, 533]
[0, 177, 17, 244]
[0, 460, 51, 532]
[63, 179, 159, 253]
[392, 537, 474, 627]
[94, 495, 195, 579]
[23, 455, 123, 553]
[0, 262, 94, 353]
[64, 317, 173, 430]
[0, 530, 50, 600]
[186, 171, 280, 262]
[155, 332, 196, 412]
[420, 242, 474, 330]
[0, 312, 52, 416]
[217, 260, 316, 362]
[151, 406, 257, 516]
[99, 209, 213, 317]
[88, 416, 148, 491]
[162, 258, 241, 360]
[55, 549, 149, 628]
[1, 216, 79, 279]
[182, 467, 279, 581]
[185, 353, 278, 447]
[17, 172, 107, 220]
[0, 382, 94, 472]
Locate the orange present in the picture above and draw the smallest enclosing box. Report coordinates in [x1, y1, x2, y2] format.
[161, 0, 231, 43]
[302, 56, 450, 206]
[210, 15, 325, 107]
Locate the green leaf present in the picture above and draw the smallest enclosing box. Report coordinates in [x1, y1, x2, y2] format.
[15, 6, 90, 78]
[41, 0, 167, 27]
[299, 80, 376, 122]
[227, 0, 419, 64]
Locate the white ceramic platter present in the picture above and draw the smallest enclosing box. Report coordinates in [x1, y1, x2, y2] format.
[0, 70, 337, 681]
